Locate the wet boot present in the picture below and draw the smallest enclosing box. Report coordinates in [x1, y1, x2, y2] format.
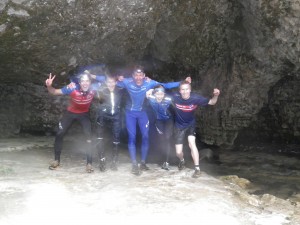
[49, 160, 60, 170]
[161, 162, 170, 170]
[97, 139, 106, 172]
[131, 163, 141, 176]
[99, 157, 106, 172]
[178, 159, 185, 170]
[86, 163, 94, 173]
[140, 161, 150, 171]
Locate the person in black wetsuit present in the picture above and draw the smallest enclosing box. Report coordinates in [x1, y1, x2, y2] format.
[92, 74, 125, 171]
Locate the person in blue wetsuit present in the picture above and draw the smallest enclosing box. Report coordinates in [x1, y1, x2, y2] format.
[117, 65, 191, 175]
[172, 80, 220, 178]
[146, 85, 174, 171]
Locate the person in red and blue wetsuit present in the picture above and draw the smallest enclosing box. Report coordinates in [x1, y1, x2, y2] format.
[172, 80, 220, 178]
[45, 71, 104, 173]
[117, 65, 191, 175]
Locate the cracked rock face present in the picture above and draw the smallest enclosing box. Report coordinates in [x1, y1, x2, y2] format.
[0, 0, 299, 146]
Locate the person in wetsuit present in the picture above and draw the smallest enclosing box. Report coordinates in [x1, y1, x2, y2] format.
[92, 74, 125, 171]
[172, 80, 220, 178]
[146, 85, 174, 171]
[117, 65, 191, 175]
[45, 71, 102, 173]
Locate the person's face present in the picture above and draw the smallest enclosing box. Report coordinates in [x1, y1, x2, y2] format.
[106, 77, 116, 90]
[79, 77, 91, 92]
[133, 72, 145, 86]
[179, 83, 191, 100]
[154, 91, 165, 102]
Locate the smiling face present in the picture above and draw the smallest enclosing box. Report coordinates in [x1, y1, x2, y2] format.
[106, 77, 116, 91]
[79, 74, 91, 92]
[154, 91, 165, 102]
[132, 71, 145, 86]
[179, 83, 191, 100]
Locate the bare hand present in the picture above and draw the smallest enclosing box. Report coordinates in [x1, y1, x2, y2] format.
[118, 75, 124, 81]
[45, 73, 56, 87]
[146, 89, 154, 98]
[67, 82, 76, 89]
[145, 76, 151, 82]
[213, 88, 220, 96]
[185, 77, 191, 83]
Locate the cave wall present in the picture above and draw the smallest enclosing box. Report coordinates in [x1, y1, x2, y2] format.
[0, 0, 299, 147]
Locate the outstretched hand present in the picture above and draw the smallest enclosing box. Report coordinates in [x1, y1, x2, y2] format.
[67, 82, 76, 89]
[213, 88, 220, 96]
[145, 76, 152, 82]
[146, 89, 154, 98]
[117, 75, 124, 81]
[45, 73, 56, 87]
[185, 77, 192, 83]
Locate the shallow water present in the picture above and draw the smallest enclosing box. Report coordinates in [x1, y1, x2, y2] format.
[0, 137, 299, 225]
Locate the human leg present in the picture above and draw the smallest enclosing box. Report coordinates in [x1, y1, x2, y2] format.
[96, 115, 106, 171]
[125, 111, 137, 163]
[164, 119, 174, 164]
[111, 114, 121, 170]
[174, 126, 187, 170]
[50, 111, 74, 169]
[156, 119, 172, 170]
[96, 115, 105, 157]
[126, 111, 141, 175]
[186, 127, 201, 178]
[138, 111, 150, 170]
[188, 135, 199, 166]
[78, 112, 94, 172]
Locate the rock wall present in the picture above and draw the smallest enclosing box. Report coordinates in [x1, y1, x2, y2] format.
[0, 0, 299, 147]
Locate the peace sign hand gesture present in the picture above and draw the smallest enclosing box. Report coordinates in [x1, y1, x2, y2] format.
[45, 73, 56, 87]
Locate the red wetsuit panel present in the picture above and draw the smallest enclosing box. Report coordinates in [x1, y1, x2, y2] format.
[67, 90, 95, 113]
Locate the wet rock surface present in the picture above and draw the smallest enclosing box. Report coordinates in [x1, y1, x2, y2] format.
[0, 136, 299, 225]
[0, 0, 299, 147]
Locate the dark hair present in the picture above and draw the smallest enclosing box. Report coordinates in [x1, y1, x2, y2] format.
[133, 65, 144, 74]
[106, 74, 117, 81]
[179, 80, 191, 89]
[153, 85, 165, 94]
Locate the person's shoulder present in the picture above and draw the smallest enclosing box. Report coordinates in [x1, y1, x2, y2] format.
[114, 86, 123, 92]
[190, 92, 204, 98]
[97, 85, 107, 93]
[148, 95, 156, 101]
[61, 84, 79, 94]
[172, 92, 181, 98]
[91, 82, 102, 89]
[124, 77, 133, 82]
[164, 95, 172, 102]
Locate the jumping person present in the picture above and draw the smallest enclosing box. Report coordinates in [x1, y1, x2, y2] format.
[91, 74, 125, 171]
[117, 65, 191, 175]
[146, 85, 174, 170]
[172, 80, 220, 178]
[45, 71, 98, 173]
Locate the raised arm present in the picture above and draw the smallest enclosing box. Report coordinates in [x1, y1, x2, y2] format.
[160, 76, 191, 89]
[146, 89, 154, 99]
[90, 73, 106, 83]
[45, 73, 63, 96]
[116, 75, 126, 88]
[208, 88, 220, 105]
